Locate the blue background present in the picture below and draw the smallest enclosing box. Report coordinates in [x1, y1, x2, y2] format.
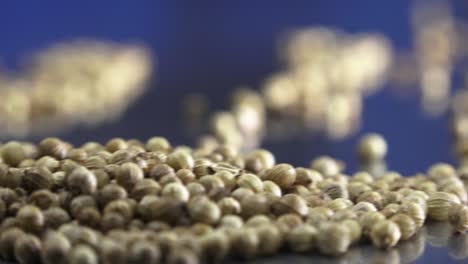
[1, 0, 465, 174]
[0, 1, 467, 263]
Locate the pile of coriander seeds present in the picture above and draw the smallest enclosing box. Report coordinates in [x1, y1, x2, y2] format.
[0, 136, 467, 264]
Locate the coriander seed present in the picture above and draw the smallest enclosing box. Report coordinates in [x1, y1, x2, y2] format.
[127, 240, 161, 264]
[139, 196, 186, 224]
[263, 163, 296, 189]
[167, 150, 194, 171]
[70, 195, 97, 218]
[116, 162, 144, 191]
[359, 211, 386, 236]
[357, 133, 388, 162]
[390, 213, 417, 240]
[176, 169, 196, 184]
[188, 196, 221, 225]
[326, 198, 353, 212]
[100, 212, 126, 232]
[77, 207, 102, 228]
[105, 138, 128, 153]
[262, 180, 282, 197]
[130, 179, 160, 201]
[254, 224, 282, 256]
[428, 191, 461, 221]
[69, 244, 98, 264]
[14, 233, 42, 264]
[161, 182, 189, 202]
[219, 215, 244, 229]
[41, 231, 71, 264]
[448, 204, 468, 233]
[381, 203, 401, 218]
[310, 156, 341, 177]
[241, 194, 271, 219]
[16, 205, 44, 233]
[217, 197, 241, 215]
[228, 227, 259, 259]
[28, 189, 58, 210]
[275, 213, 303, 234]
[341, 219, 362, 244]
[322, 182, 348, 199]
[0, 200, 5, 220]
[317, 222, 352, 256]
[100, 238, 126, 264]
[36, 156, 60, 172]
[67, 148, 88, 163]
[231, 187, 254, 201]
[104, 199, 134, 221]
[67, 166, 97, 195]
[149, 163, 175, 180]
[98, 183, 128, 207]
[22, 166, 53, 192]
[167, 249, 199, 264]
[0, 227, 25, 260]
[1, 142, 26, 166]
[353, 202, 378, 214]
[39, 137, 69, 160]
[400, 201, 426, 228]
[237, 173, 263, 193]
[186, 182, 207, 198]
[294, 167, 323, 186]
[272, 193, 308, 216]
[244, 149, 275, 173]
[43, 207, 70, 229]
[198, 175, 225, 198]
[146, 137, 171, 153]
[370, 220, 401, 249]
[287, 225, 317, 252]
[200, 231, 230, 263]
[356, 191, 383, 209]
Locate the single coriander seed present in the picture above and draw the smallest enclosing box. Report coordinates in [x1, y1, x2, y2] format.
[66, 166, 97, 195]
[287, 225, 318, 252]
[16, 205, 44, 233]
[390, 213, 417, 240]
[448, 204, 468, 233]
[370, 220, 401, 249]
[116, 162, 144, 191]
[262, 163, 296, 189]
[14, 233, 42, 264]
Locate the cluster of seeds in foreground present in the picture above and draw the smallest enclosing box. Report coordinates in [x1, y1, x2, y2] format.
[0, 136, 466, 264]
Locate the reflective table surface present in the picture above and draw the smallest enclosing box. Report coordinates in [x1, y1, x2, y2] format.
[1, 1, 467, 263]
[1, 223, 465, 264]
[227, 223, 467, 264]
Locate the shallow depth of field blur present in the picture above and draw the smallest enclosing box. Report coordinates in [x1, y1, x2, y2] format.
[1, 0, 468, 175]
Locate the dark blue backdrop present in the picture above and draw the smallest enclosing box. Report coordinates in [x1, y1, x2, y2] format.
[1, 1, 468, 263]
[0, 0, 466, 176]
[0, 0, 465, 176]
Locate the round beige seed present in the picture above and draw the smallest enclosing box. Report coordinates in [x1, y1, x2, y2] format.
[287, 225, 317, 252]
[317, 222, 351, 256]
[262, 164, 296, 189]
[14, 234, 42, 264]
[370, 220, 401, 249]
[390, 213, 417, 240]
[166, 150, 194, 171]
[448, 204, 468, 233]
[116, 162, 144, 191]
[428, 192, 461, 221]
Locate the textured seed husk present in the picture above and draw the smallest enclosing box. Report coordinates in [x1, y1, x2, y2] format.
[428, 192, 461, 221]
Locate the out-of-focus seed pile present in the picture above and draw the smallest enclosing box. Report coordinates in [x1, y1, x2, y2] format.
[0, 41, 152, 137]
[392, 1, 468, 116]
[206, 30, 392, 151]
[0, 135, 466, 264]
